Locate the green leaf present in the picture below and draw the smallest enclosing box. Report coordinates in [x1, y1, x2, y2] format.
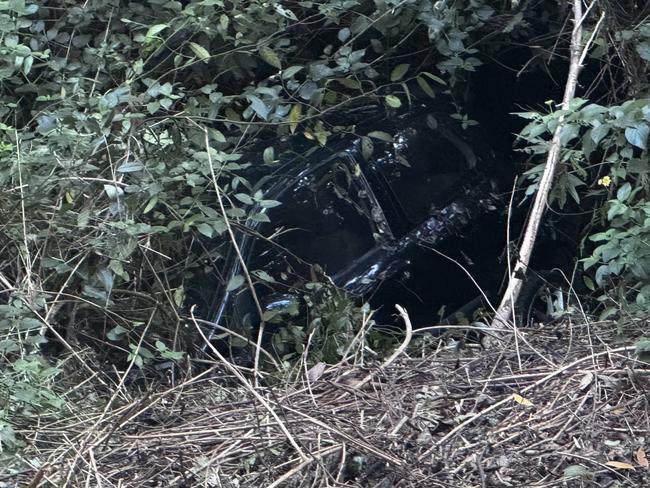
[107, 325, 128, 341]
[390, 63, 410, 82]
[83, 285, 108, 301]
[635, 337, 650, 355]
[580, 103, 607, 120]
[401, 82, 412, 106]
[104, 184, 124, 200]
[259, 45, 282, 69]
[582, 275, 595, 291]
[282, 65, 303, 79]
[416, 76, 436, 98]
[0, 422, 18, 450]
[196, 223, 214, 238]
[248, 95, 269, 120]
[146, 101, 160, 114]
[367, 130, 393, 142]
[253, 270, 276, 283]
[145, 24, 168, 40]
[173, 288, 185, 307]
[208, 128, 226, 143]
[636, 41, 650, 61]
[560, 123, 580, 145]
[263, 146, 274, 164]
[590, 123, 610, 144]
[595, 265, 612, 287]
[607, 200, 626, 220]
[0, 339, 19, 353]
[616, 182, 632, 202]
[259, 199, 281, 208]
[334, 76, 360, 89]
[564, 465, 591, 479]
[189, 42, 210, 63]
[421, 71, 446, 85]
[235, 193, 254, 205]
[117, 161, 144, 172]
[361, 136, 374, 161]
[524, 121, 547, 139]
[23, 55, 33, 75]
[161, 349, 184, 360]
[384, 95, 401, 108]
[132, 58, 144, 75]
[251, 212, 270, 223]
[77, 208, 90, 228]
[289, 104, 301, 134]
[132, 354, 144, 368]
[18, 318, 42, 330]
[97, 268, 114, 294]
[143, 196, 158, 214]
[226, 274, 245, 292]
[625, 124, 649, 150]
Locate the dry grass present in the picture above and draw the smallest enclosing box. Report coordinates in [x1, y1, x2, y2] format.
[4, 317, 650, 487]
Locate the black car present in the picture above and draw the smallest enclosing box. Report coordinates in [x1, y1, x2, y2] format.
[197, 110, 507, 358]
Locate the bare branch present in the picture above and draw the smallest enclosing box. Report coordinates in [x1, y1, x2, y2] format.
[491, 0, 599, 333]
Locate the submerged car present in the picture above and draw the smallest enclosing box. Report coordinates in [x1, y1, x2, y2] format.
[197, 110, 508, 357]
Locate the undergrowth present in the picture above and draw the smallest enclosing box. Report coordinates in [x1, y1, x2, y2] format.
[0, 0, 648, 470]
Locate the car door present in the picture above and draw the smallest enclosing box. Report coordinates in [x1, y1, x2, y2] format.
[212, 150, 393, 336]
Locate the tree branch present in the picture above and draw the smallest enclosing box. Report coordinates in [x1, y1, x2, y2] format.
[491, 0, 591, 331]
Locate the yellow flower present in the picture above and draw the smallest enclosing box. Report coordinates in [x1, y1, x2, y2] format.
[598, 175, 611, 187]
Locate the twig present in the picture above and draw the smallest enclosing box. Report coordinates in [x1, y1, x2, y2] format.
[476, 445, 488, 488]
[201, 127, 272, 384]
[15, 129, 34, 299]
[26, 464, 48, 488]
[87, 9, 113, 99]
[504, 177, 522, 370]
[278, 402, 404, 466]
[418, 345, 635, 459]
[266, 445, 342, 488]
[192, 316, 279, 368]
[426, 247, 497, 316]
[191, 307, 309, 462]
[352, 304, 413, 389]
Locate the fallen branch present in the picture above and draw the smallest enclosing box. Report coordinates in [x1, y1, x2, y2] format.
[352, 304, 413, 389]
[267, 446, 343, 488]
[418, 345, 635, 459]
[191, 307, 309, 462]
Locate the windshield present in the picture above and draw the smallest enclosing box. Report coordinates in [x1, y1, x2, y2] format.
[374, 124, 474, 225]
[251, 157, 379, 278]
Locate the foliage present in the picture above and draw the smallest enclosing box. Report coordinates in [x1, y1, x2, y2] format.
[265, 277, 386, 364]
[0, 0, 507, 448]
[0, 0, 500, 352]
[515, 14, 650, 320]
[0, 299, 63, 451]
[518, 96, 650, 316]
[0, 0, 646, 458]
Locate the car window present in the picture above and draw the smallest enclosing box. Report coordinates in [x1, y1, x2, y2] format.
[252, 158, 378, 278]
[374, 123, 474, 225]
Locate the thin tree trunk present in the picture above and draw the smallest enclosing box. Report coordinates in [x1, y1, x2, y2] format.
[491, 0, 586, 330]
